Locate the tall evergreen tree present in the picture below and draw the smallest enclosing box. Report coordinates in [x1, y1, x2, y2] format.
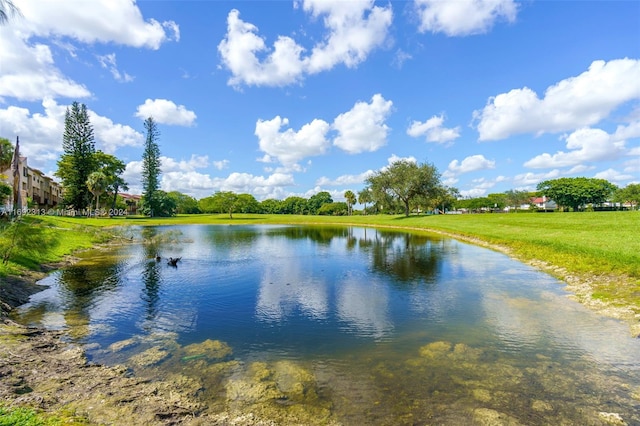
[141, 117, 162, 217]
[56, 102, 96, 210]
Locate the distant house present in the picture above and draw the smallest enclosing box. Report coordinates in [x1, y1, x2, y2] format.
[521, 196, 557, 211]
[119, 193, 142, 215]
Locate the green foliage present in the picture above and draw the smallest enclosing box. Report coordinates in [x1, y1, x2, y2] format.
[357, 188, 373, 214]
[236, 193, 260, 213]
[307, 191, 332, 214]
[366, 160, 442, 216]
[260, 198, 283, 214]
[167, 191, 200, 214]
[140, 117, 162, 217]
[197, 191, 239, 217]
[56, 102, 96, 210]
[614, 183, 640, 210]
[344, 190, 356, 215]
[141, 190, 175, 217]
[0, 136, 13, 172]
[86, 171, 108, 210]
[282, 196, 308, 214]
[0, 403, 86, 425]
[0, 181, 11, 204]
[504, 189, 531, 211]
[94, 151, 128, 209]
[317, 202, 348, 215]
[537, 177, 618, 211]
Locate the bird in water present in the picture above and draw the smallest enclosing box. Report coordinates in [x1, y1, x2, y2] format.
[155, 253, 161, 261]
[167, 257, 181, 267]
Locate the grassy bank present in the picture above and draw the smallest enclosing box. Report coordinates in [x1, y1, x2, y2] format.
[0, 216, 120, 277]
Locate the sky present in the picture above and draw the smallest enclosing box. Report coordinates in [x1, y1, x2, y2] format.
[1, 0, 639, 203]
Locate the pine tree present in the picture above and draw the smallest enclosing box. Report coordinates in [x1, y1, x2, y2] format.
[141, 117, 162, 217]
[56, 102, 96, 210]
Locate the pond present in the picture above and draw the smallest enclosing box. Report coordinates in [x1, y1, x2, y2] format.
[13, 225, 640, 425]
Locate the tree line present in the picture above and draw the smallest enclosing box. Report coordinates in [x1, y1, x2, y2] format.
[2, 101, 639, 218]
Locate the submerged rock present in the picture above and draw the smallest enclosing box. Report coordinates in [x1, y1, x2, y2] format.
[182, 338, 233, 362]
[108, 337, 139, 352]
[598, 412, 627, 425]
[129, 346, 170, 367]
[473, 407, 523, 425]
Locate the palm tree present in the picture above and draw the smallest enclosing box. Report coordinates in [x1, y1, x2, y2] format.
[87, 171, 108, 213]
[358, 188, 373, 215]
[0, 0, 21, 25]
[344, 190, 356, 216]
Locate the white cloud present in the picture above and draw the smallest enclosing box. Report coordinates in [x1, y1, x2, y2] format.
[161, 155, 210, 172]
[474, 58, 640, 141]
[97, 53, 134, 83]
[524, 127, 628, 169]
[302, 0, 393, 74]
[315, 170, 374, 186]
[0, 28, 91, 101]
[512, 169, 561, 188]
[16, 0, 179, 49]
[217, 9, 306, 87]
[447, 154, 495, 174]
[89, 112, 143, 154]
[0, 98, 65, 167]
[135, 99, 197, 126]
[0, 99, 143, 168]
[593, 168, 635, 184]
[218, 2, 392, 87]
[333, 94, 393, 154]
[414, 0, 518, 36]
[0, 0, 178, 102]
[387, 154, 417, 166]
[255, 116, 331, 166]
[407, 114, 460, 144]
[213, 160, 230, 170]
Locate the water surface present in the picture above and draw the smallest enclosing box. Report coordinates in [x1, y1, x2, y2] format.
[15, 225, 640, 424]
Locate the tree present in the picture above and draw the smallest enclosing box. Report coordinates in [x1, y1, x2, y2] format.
[260, 198, 283, 214]
[282, 196, 308, 214]
[94, 151, 127, 211]
[537, 177, 618, 211]
[0, 182, 10, 205]
[614, 183, 640, 210]
[0, 137, 13, 174]
[344, 190, 356, 215]
[308, 191, 332, 214]
[0, 0, 20, 25]
[213, 191, 239, 218]
[236, 193, 261, 213]
[357, 188, 373, 214]
[504, 189, 531, 212]
[56, 102, 96, 210]
[318, 202, 348, 216]
[140, 117, 162, 217]
[167, 191, 200, 214]
[366, 160, 442, 217]
[86, 171, 108, 211]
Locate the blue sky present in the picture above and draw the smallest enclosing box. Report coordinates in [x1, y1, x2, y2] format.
[1, 0, 639, 202]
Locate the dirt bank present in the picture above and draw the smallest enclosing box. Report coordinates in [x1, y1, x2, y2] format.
[0, 265, 282, 425]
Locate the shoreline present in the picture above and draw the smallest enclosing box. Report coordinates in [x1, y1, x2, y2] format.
[1, 225, 638, 424]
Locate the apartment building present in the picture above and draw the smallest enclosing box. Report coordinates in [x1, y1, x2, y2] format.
[1, 155, 63, 211]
